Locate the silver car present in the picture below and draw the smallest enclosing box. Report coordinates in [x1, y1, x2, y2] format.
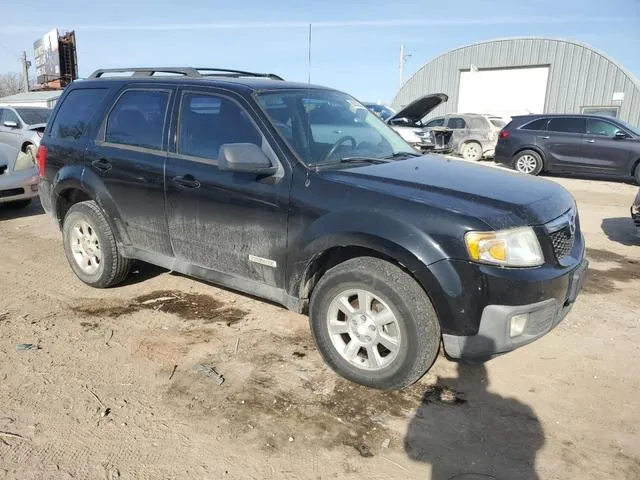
[0, 106, 51, 161]
[0, 142, 38, 208]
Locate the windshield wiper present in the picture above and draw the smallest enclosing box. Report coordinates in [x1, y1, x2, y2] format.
[383, 151, 423, 159]
[317, 157, 391, 168]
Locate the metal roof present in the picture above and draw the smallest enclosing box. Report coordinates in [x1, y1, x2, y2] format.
[0, 90, 63, 103]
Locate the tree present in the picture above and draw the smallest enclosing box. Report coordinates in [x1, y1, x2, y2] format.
[0, 72, 24, 97]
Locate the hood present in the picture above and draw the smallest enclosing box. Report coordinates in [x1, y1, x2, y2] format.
[323, 156, 575, 229]
[387, 93, 448, 124]
[25, 123, 47, 131]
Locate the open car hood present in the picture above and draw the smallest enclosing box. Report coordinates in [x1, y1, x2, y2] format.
[387, 93, 448, 124]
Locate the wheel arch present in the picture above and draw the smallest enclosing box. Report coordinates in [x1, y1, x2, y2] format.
[21, 141, 35, 153]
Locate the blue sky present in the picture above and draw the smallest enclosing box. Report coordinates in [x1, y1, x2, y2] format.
[0, 0, 638, 102]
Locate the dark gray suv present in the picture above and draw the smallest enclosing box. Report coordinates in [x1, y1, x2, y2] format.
[495, 114, 640, 183]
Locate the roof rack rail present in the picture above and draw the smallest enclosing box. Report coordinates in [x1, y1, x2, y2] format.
[88, 67, 284, 81]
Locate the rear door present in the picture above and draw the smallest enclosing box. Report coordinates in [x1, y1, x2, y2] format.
[86, 86, 174, 257]
[581, 118, 631, 174]
[539, 117, 586, 171]
[446, 116, 469, 152]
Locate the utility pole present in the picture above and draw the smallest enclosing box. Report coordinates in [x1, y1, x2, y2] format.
[20, 51, 31, 92]
[399, 44, 411, 88]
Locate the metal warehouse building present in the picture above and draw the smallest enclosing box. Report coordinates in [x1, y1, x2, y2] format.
[392, 37, 640, 126]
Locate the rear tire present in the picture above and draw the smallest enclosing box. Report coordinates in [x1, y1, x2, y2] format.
[461, 141, 483, 161]
[309, 257, 441, 390]
[62, 200, 132, 288]
[514, 149, 543, 175]
[5, 199, 32, 209]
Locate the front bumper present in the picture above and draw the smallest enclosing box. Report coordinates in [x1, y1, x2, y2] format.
[442, 259, 588, 360]
[0, 168, 39, 204]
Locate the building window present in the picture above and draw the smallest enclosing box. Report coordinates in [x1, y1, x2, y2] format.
[581, 106, 619, 119]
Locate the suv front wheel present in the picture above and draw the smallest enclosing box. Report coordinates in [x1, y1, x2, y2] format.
[62, 200, 132, 288]
[309, 257, 441, 390]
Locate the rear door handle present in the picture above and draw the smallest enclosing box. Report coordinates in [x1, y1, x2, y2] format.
[92, 158, 112, 172]
[172, 175, 200, 189]
[585, 139, 595, 143]
[332, 130, 343, 134]
[538, 136, 550, 140]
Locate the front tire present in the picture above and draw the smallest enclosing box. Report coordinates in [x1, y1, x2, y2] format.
[62, 200, 132, 288]
[309, 257, 441, 390]
[514, 149, 543, 175]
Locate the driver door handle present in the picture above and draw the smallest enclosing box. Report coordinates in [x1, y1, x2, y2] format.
[172, 175, 201, 189]
[332, 130, 343, 134]
[585, 139, 595, 143]
[538, 136, 550, 140]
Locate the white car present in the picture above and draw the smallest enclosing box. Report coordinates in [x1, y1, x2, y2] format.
[0, 143, 38, 209]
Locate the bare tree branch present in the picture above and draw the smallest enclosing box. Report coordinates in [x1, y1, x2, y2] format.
[0, 72, 24, 97]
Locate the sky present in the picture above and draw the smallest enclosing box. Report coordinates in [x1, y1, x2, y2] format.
[0, 0, 639, 103]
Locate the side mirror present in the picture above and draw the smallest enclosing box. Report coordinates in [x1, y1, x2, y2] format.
[218, 143, 277, 175]
[3, 121, 19, 128]
[614, 130, 629, 140]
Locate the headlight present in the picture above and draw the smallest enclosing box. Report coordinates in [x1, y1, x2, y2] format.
[465, 227, 544, 267]
[13, 151, 35, 172]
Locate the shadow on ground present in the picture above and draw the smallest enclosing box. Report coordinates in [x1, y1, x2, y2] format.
[601, 217, 639, 246]
[0, 198, 44, 221]
[583, 247, 640, 295]
[405, 338, 544, 480]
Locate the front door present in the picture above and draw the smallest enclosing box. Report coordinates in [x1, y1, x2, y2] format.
[164, 89, 291, 289]
[86, 87, 174, 256]
[580, 117, 631, 174]
[539, 117, 586, 171]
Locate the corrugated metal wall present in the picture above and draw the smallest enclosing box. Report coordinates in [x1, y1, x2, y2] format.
[392, 38, 640, 126]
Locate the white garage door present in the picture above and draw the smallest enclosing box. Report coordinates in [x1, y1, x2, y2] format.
[457, 66, 549, 119]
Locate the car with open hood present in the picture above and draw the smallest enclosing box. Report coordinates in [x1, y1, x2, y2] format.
[39, 67, 588, 390]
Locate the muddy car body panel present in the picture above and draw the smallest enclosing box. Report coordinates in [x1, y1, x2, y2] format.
[39, 69, 588, 389]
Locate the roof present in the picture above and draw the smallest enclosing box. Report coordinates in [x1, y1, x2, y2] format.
[0, 90, 63, 103]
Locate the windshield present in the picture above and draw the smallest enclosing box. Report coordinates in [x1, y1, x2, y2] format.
[16, 108, 52, 125]
[616, 118, 640, 136]
[257, 90, 415, 167]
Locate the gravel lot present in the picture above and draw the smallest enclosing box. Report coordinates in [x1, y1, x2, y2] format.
[1, 165, 639, 480]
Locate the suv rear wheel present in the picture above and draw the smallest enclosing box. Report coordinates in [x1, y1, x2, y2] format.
[514, 149, 543, 175]
[62, 200, 132, 288]
[309, 257, 441, 390]
[461, 141, 482, 161]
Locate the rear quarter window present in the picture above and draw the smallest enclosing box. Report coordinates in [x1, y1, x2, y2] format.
[50, 88, 108, 140]
[521, 118, 548, 131]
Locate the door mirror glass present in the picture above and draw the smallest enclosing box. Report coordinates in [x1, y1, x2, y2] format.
[614, 130, 629, 139]
[218, 143, 277, 175]
[3, 121, 19, 128]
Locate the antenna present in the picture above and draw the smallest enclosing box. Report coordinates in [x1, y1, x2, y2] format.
[308, 23, 312, 84]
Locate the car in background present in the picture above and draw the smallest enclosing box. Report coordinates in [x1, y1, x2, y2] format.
[383, 93, 451, 153]
[362, 102, 396, 121]
[632, 189, 640, 238]
[495, 114, 640, 183]
[422, 113, 507, 161]
[0, 106, 52, 163]
[0, 142, 38, 208]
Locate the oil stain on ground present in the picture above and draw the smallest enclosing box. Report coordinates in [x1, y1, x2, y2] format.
[583, 248, 640, 295]
[72, 290, 247, 325]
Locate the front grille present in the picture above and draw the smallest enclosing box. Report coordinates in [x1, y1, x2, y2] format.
[0, 187, 24, 198]
[550, 226, 575, 259]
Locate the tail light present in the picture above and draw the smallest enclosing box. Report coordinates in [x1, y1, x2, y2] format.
[499, 130, 510, 139]
[36, 144, 47, 177]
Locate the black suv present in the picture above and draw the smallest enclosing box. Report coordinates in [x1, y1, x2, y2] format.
[38, 67, 588, 390]
[495, 114, 640, 183]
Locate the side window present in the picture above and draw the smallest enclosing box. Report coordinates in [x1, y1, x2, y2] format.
[521, 118, 548, 131]
[586, 119, 620, 137]
[0, 109, 6, 123]
[105, 90, 170, 150]
[447, 117, 467, 129]
[547, 118, 586, 134]
[178, 93, 262, 161]
[424, 118, 445, 128]
[2, 109, 20, 126]
[50, 89, 108, 140]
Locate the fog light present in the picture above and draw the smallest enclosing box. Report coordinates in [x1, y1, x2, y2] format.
[510, 313, 528, 337]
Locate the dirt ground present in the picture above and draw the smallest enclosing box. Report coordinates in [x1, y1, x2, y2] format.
[1, 169, 639, 480]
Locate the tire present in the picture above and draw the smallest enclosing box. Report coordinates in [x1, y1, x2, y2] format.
[514, 149, 543, 175]
[309, 257, 441, 390]
[461, 141, 483, 161]
[62, 200, 132, 288]
[5, 199, 31, 209]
